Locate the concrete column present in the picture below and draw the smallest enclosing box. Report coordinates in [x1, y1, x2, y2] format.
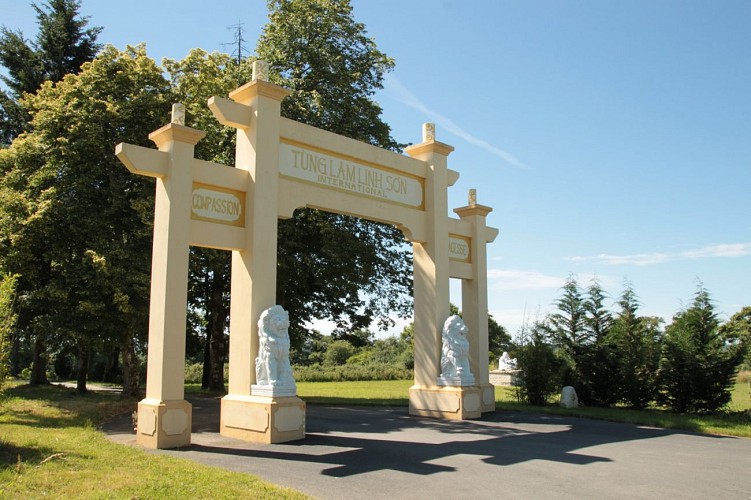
[405, 123, 454, 387]
[224, 76, 290, 397]
[455, 192, 495, 413]
[137, 119, 206, 449]
[216, 65, 304, 444]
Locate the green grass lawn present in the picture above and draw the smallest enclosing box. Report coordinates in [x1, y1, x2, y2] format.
[0, 383, 308, 499]
[296, 378, 751, 438]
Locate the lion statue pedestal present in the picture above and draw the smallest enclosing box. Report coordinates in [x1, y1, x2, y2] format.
[220, 306, 305, 444]
[409, 315, 482, 420]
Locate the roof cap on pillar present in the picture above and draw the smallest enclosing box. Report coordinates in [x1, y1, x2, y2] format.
[229, 60, 291, 104]
[405, 122, 454, 157]
[148, 102, 206, 148]
[454, 188, 493, 217]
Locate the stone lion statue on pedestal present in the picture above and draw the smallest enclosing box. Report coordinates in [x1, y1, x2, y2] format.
[255, 305, 296, 390]
[439, 315, 475, 385]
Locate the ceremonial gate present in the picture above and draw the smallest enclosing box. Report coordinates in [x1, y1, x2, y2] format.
[116, 61, 498, 449]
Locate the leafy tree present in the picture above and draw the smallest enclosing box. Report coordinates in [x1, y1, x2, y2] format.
[609, 284, 662, 408]
[657, 285, 745, 413]
[718, 307, 751, 370]
[323, 339, 356, 366]
[163, 49, 254, 391]
[290, 329, 329, 365]
[488, 313, 513, 360]
[0, 0, 101, 143]
[0, 45, 170, 394]
[0, 273, 18, 389]
[256, 0, 412, 345]
[336, 328, 374, 348]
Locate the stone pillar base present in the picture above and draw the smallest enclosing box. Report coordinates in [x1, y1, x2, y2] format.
[409, 385, 482, 420]
[220, 394, 305, 444]
[136, 398, 192, 449]
[479, 383, 496, 413]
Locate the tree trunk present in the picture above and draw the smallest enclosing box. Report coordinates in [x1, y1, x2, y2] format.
[201, 333, 211, 390]
[29, 335, 49, 385]
[76, 343, 89, 394]
[121, 335, 140, 398]
[205, 257, 229, 391]
[10, 331, 20, 377]
[102, 348, 120, 383]
[110, 347, 120, 382]
[208, 322, 227, 391]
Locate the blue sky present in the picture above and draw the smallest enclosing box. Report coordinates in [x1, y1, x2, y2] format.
[3, 0, 750, 336]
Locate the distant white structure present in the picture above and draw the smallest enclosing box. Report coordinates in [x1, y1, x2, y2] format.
[498, 351, 518, 371]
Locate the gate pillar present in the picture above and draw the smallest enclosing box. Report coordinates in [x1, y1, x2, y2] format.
[455, 192, 497, 413]
[132, 110, 206, 448]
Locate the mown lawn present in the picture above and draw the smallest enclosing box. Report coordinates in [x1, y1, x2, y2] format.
[297, 378, 751, 438]
[0, 383, 308, 499]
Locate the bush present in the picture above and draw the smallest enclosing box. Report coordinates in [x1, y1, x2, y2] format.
[294, 363, 411, 382]
[324, 340, 357, 366]
[184, 362, 204, 384]
[515, 322, 562, 405]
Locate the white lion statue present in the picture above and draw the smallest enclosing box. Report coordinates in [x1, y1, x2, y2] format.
[439, 315, 474, 384]
[255, 305, 296, 389]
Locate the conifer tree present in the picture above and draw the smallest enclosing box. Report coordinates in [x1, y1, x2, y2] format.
[579, 279, 619, 406]
[549, 276, 590, 397]
[609, 284, 662, 408]
[0, 0, 101, 143]
[657, 285, 744, 412]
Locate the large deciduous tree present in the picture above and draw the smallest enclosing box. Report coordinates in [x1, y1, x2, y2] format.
[0, 45, 170, 394]
[718, 306, 751, 370]
[163, 49, 253, 390]
[488, 313, 512, 360]
[0, 0, 101, 144]
[0, 273, 19, 389]
[256, 0, 412, 345]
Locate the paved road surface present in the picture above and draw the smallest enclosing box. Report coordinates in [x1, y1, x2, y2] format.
[103, 397, 751, 499]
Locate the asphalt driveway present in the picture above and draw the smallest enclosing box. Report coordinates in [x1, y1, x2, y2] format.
[103, 396, 751, 499]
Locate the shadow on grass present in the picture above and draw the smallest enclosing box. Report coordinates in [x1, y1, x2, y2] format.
[0, 440, 60, 471]
[0, 383, 137, 429]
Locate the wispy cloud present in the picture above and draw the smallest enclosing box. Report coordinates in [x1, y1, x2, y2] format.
[487, 269, 564, 289]
[566, 242, 751, 267]
[385, 75, 529, 170]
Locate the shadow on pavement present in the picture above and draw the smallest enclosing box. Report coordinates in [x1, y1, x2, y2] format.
[121, 397, 712, 479]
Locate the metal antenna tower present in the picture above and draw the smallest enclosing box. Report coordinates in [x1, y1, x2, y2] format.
[222, 21, 249, 64]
